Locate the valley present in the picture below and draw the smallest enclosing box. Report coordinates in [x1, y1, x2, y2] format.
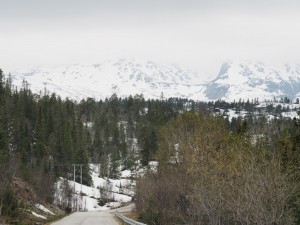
[0, 66, 300, 224]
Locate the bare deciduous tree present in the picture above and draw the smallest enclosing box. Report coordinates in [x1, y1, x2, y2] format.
[136, 112, 298, 225]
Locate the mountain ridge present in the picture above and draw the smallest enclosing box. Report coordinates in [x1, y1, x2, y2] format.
[205, 61, 300, 101]
[10, 59, 300, 102]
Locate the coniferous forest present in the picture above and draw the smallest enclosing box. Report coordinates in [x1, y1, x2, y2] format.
[0, 69, 300, 224]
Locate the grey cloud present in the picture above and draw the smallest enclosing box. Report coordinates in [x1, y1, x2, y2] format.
[2, 0, 300, 19]
[1, 0, 300, 76]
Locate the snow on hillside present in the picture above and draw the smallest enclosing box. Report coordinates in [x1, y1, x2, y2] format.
[28, 204, 55, 220]
[11, 59, 206, 101]
[11, 59, 300, 102]
[31, 211, 47, 220]
[213, 102, 300, 121]
[35, 204, 55, 215]
[204, 61, 300, 101]
[54, 164, 136, 211]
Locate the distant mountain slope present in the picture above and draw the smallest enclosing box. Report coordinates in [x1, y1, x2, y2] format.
[11, 59, 206, 101]
[204, 62, 300, 101]
[11, 60, 300, 101]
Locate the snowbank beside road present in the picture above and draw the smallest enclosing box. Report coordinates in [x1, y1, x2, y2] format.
[54, 164, 135, 211]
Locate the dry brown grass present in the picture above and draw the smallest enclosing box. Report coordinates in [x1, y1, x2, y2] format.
[121, 211, 139, 220]
[113, 211, 140, 225]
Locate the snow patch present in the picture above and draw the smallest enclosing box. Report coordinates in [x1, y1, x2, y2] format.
[35, 204, 55, 215]
[54, 164, 136, 212]
[31, 211, 47, 220]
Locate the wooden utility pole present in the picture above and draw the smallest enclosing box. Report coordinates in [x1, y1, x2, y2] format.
[73, 164, 76, 192]
[80, 164, 83, 193]
[72, 164, 84, 193]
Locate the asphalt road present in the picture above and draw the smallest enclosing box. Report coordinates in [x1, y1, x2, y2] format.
[51, 204, 135, 225]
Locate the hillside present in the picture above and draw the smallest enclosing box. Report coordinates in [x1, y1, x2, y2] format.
[205, 62, 300, 101]
[11, 60, 300, 102]
[11, 59, 205, 101]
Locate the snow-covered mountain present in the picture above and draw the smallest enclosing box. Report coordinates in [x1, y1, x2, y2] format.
[11, 59, 206, 101]
[205, 61, 300, 101]
[10, 59, 300, 102]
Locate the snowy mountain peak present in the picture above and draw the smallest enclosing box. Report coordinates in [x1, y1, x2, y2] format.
[204, 61, 300, 101]
[11, 59, 205, 101]
[10, 59, 300, 102]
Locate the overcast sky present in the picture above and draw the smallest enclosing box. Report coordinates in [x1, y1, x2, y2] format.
[1, 0, 300, 80]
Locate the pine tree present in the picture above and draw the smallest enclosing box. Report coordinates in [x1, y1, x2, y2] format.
[0, 69, 8, 162]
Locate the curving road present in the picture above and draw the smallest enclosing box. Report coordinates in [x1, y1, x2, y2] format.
[51, 204, 135, 225]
